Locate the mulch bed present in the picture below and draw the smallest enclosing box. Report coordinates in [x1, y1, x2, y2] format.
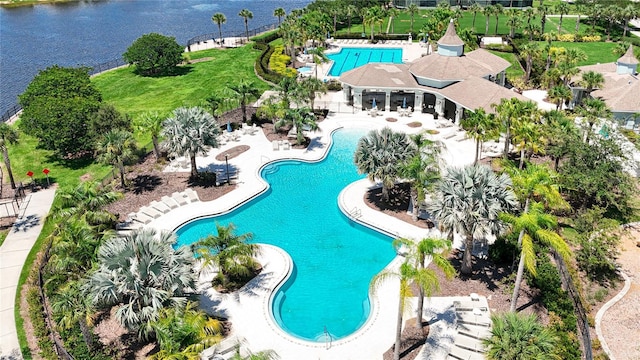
[407, 122, 422, 128]
[214, 145, 250, 161]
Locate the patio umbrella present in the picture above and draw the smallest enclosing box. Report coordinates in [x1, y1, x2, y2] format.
[227, 120, 232, 132]
[402, 97, 407, 109]
[372, 98, 377, 109]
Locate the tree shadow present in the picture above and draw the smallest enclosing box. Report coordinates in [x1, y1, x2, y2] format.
[129, 175, 162, 195]
[446, 253, 511, 292]
[133, 65, 193, 77]
[365, 183, 411, 212]
[46, 153, 95, 170]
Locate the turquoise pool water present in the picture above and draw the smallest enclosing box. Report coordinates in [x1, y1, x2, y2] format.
[327, 47, 403, 77]
[175, 128, 396, 341]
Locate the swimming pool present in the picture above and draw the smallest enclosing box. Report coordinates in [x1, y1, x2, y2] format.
[297, 66, 313, 74]
[327, 47, 403, 77]
[175, 128, 396, 342]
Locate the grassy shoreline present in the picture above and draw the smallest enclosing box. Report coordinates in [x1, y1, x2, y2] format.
[0, 0, 79, 8]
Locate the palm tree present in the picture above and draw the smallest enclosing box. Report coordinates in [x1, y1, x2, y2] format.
[492, 98, 537, 158]
[547, 85, 571, 111]
[469, 3, 482, 31]
[0, 123, 19, 189]
[577, 98, 611, 143]
[134, 111, 164, 161]
[296, 77, 327, 110]
[346, 4, 358, 34]
[460, 108, 500, 165]
[621, 5, 639, 38]
[574, 0, 585, 32]
[307, 47, 329, 79]
[555, 2, 570, 33]
[511, 116, 544, 169]
[51, 281, 96, 352]
[493, 4, 503, 35]
[483, 5, 494, 35]
[212, 13, 226, 43]
[542, 110, 579, 171]
[229, 349, 280, 360]
[428, 165, 518, 274]
[275, 108, 319, 145]
[519, 42, 539, 82]
[192, 223, 260, 287]
[406, 3, 420, 33]
[364, 6, 385, 41]
[538, 4, 550, 35]
[501, 163, 568, 312]
[162, 106, 221, 177]
[274, 7, 286, 26]
[399, 237, 455, 331]
[239, 8, 253, 40]
[505, 9, 521, 38]
[229, 80, 261, 123]
[96, 129, 136, 189]
[483, 312, 559, 360]
[580, 70, 604, 97]
[354, 127, 417, 203]
[149, 301, 223, 359]
[399, 133, 442, 220]
[85, 228, 197, 338]
[52, 181, 121, 228]
[603, 5, 622, 42]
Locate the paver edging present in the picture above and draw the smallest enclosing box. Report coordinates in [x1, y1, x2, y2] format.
[594, 268, 631, 360]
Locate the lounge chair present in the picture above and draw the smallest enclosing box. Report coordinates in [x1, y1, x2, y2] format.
[139, 206, 163, 218]
[171, 192, 188, 206]
[150, 200, 171, 214]
[184, 188, 200, 202]
[454, 333, 485, 353]
[161, 195, 179, 209]
[273, 140, 280, 151]
[132, 212, 154, 225]
[448, 344, 485, 360]
[457, 326, 492, 340]
[282, 141, 291, 150]
[456, 312, 491, 327]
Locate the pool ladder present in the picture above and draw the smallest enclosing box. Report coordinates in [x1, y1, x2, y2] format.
[350, 207, 362, 219]
[324, 326, 333, 350]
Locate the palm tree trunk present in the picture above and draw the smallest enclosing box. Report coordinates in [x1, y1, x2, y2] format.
[519, 148, 525, 169]
[411, 190, 419, 221]
[79, 319, 95, 351]
[394, 292, 403, 360]
[416, 287, 425, 330]
[485, 17, 490, 35]
[510, 248, 526, 312]
[576, 14, 581, 32]
[503, 126, 511, 158]
[3, 149, 16, 189]
[190, 153, 198, 177]
[241, 104, 247, 122]
[152, 136, 161, 161]
[472, 14, 477, 29]
[118, 162, 126, 188]
[525, 57, 532, 82]
[461, 234, 474, 275]
[245, 21, 249, 40]
[474, 139, 480, 165]
[382, 184, 390, 203]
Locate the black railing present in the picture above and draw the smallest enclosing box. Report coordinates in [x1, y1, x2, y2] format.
[186, 22, 278, 47]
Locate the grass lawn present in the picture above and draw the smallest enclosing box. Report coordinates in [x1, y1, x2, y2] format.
[538, 41, 620, 66]
[0, 229, 7, 247]
[93, 45, 269, 120]
[487, 50, 524, 79]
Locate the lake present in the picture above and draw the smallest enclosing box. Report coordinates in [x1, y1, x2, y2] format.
[0, 0, 312, 115]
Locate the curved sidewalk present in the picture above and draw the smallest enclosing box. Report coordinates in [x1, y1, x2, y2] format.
[0, 187, 57, 358]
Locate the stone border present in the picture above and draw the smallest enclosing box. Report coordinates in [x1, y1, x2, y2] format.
[595, 270, 631, 360]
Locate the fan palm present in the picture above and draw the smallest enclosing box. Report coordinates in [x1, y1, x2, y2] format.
[469, 3, 481, 30]
[577, 98, 611, 143]
[492, 98, 536, 158]
[307, 47, 329, 79]
[275, 108, 319, 146]
[354, 127, 417, 203]
[273, 7, 285, 26]
[542, 110, 580, 171]
[406, 4, 420, 32]
[239, 9, 253, 40]
[483, 5, 494, 35]
[547, 85, 571, 111]
[296, 77, 327, 110]
[555, 2, 570, 33]
[192, 223, 260, 287]
[85, 228, 197, 338]
[134, 111, 164, 161]
[460, 108, 500, 165]
[580, 71, 604, 97]
[162, 106, 221, 177]
[212, 13, 226, 43]
[229, 80, 261, 123]
[96, 129, 136, 189]
[0, 123, 19, 189]
[428, 165, 518, 274]
[493, 4, 503, 35]
[483, 312, 559, 360]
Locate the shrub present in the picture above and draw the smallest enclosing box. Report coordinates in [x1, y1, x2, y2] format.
[326, 79, 343, 91]
[253, 42, 284, 84]
[580, 35, 601, 42]
[556, 34, 576, 42]
[123, 33, 183, 76]
[483, 43, 514, 52]
[269, 46, 297, 78]
[251, 30, 280, 43]
[489, 235, 517, 264]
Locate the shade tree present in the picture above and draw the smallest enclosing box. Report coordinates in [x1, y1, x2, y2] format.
[123, 33, 183, 76]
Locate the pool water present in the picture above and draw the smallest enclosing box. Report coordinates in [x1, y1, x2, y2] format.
[297, 66, 313, 74]
[175, 128, 396, 341]
[327, 47, 403, 77]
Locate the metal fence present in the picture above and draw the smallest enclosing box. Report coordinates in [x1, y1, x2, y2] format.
[186, 22, 279, 47]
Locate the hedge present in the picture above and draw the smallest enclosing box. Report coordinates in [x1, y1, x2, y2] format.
[253, 42, 285, 84]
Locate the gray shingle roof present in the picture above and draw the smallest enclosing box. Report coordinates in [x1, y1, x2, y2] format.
[437, 20, 464, 47]
[578, 63, 640, 113]
[408, 49, 511, 81]
[618, 45, 639, 65]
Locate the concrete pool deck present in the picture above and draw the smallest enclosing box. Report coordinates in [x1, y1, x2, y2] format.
[145, 106, 481, 359]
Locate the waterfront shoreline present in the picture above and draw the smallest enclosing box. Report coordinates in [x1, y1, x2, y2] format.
[0, 0, 79, 8]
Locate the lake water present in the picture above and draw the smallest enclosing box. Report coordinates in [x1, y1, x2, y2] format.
[0, 0, 311, 115]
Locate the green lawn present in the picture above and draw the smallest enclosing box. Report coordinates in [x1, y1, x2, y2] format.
[541, 41, 620, 66]
[487, 50, 524, 79]
[93, 45, 270, 120]
[0, 229, 7, 247]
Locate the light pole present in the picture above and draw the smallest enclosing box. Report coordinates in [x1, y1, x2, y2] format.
[224, 154, 230, 185]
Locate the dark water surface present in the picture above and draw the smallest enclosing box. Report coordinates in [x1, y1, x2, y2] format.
[0, 0, 311, 114]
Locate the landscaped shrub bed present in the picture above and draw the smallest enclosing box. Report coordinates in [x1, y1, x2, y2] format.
[251, 30, 280, 44]
[253, 42, 284, 84]
[269, 45, 297, 78]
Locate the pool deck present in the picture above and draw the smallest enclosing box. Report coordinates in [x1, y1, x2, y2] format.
[143, 103, 484, 359]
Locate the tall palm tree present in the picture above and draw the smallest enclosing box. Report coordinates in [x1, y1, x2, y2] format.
[505, 9, 521, 38]
[162, 106, 221, 177]
[460, 108, 500, 165]
[580, 70, 604, 97]
[519, 42, 539, 82]
[149, 301, 223, 359]
[483, 312, 559, 360]
[574, 0, 585, 32]
[354, 127, 417, 203]
[306, 47, 329, 79]
[428, 165, 518, 274]
[396, 237, 455, 330]
[406, 3, 420, 33]
[96, 129, 136, 189]
[621, 5, 639, 38]
[275, 108, 319, 145]
[85, 228, 197, 338]
[296, 76, 327, 110]
[134, 111, 164, 161]
[577, 98, 611, 143]
[364, 6, 385, 41]
[346, 4, 358, 34]
[399, 133, 442, 220]
[547, 85, 571, 111]
[492, 98, 536, 158]
[212, 13, 226, 42]
[274, 7, 286, 26]
[555, 2, 570, 33]
[239, 8, 254, 40]
[538, 4, 550, 35]
[483, 5, 494, 35]
[0, 123, 19, 189]
[493, 4, 503, 35]
[542, 110, 579, 171]
[229, 80, 261, 123]
[192, 223, 260, 287]
[501, 163, 568, 312]
[469, 3, 482, 31]
[52, 181, 121, 228]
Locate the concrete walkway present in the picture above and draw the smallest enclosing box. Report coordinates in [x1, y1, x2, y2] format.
[0, 186, 57, 358]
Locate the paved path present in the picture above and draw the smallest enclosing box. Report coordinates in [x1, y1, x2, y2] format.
[0, 186, 57, 358]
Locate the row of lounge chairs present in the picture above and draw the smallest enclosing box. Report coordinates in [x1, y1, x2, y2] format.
[272, 140, 291, 151]
[333, 39, 410, 45]
[116, 188, 200, 234]
[447, 295, 490, 360]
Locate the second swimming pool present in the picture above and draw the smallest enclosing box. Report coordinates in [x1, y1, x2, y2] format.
[175, 128, 396, 342]
[327, 47, 403, 77]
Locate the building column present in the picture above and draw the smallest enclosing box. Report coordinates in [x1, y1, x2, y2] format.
[500, 71, 506, 86]
[454, 105, 464, 125]
[415, 91, 423, 112]
[343, 85, 351, 102]
[385, 90, 391, 112]
[435, 96, 445, 118]
[354, 88, 363, 109]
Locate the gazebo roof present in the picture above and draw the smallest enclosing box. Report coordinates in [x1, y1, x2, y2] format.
[578, 63, 640, 113]
[618, 45, 639, 65]
[437, 20, 464, 47]
[408, 48, 510, 81]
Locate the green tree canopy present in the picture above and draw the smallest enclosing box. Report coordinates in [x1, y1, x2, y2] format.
[483, 312, 560, 360]
[19, 65, 102, 156]
[123, 33, 184, 76]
